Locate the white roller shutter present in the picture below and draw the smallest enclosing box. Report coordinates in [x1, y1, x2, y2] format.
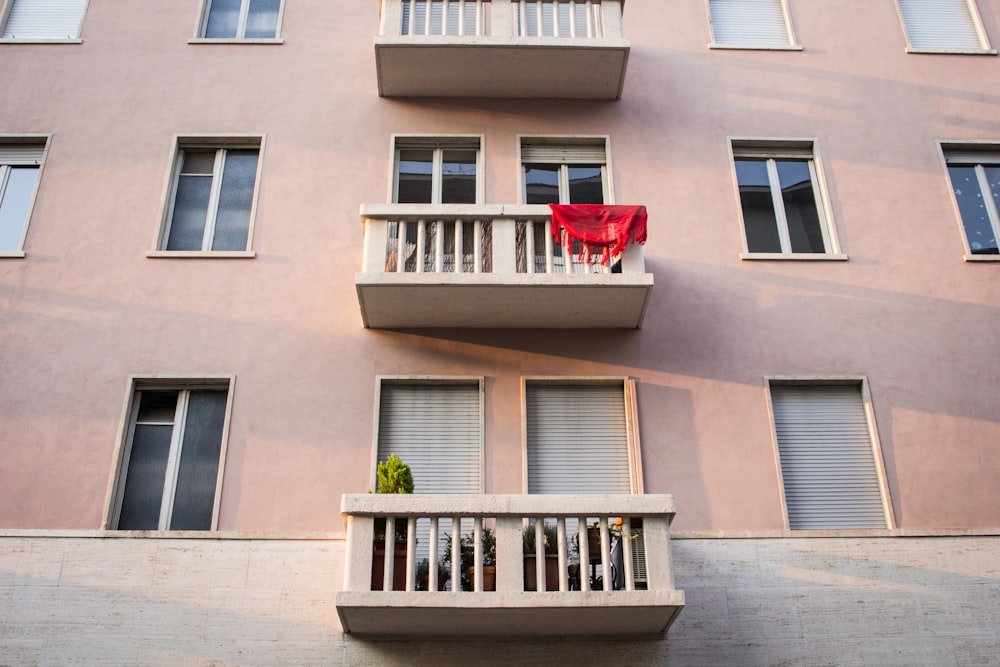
[771, 385, 887, 530]
[521, 143, 607, 165]
[0, 144, 45, 166]
[526, 383, 631, 494]
[2, 0, 87, 39]
[709, 0, 792, 47]
[898, 0, 985, 50]
[377, 383, 481, 494]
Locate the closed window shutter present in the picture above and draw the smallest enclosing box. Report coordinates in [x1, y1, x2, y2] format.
[709, 0, 791, 47]
[526, 384, 631, 494]
[2, 0, 87, 39]
[521, 143, 606, 165]
[0, 144, 45, 165]
[377, 383, 481, 494]
[898, 0, 984, 50]
[772, 385, 887, 530]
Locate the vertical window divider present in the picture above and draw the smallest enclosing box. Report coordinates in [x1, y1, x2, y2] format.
[765, 158, 792, 253]
[159, 390, 190, 531]
[202, 149, 227, 251]
[0, 165, 10, 204]
[974, 164, 1000, 242]
[236, 0, 251, 38]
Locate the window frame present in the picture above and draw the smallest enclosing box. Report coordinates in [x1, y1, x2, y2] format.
[706, 0, 801, 51]
[389, 135, 484, 205]
[517, 135, 615, 205]
[0, 0, 88, 43]
[939, 142, 1000, 261]
[730, 138, 845, 261]
[520, 376, 643, 494]
[191, 0, 285, 44]
[0, 135, 49, 258]
[150, 135, 264, 258]
[103, 374, 236, 532]
[764, 376, 895, 532]
[371, 376, 485, 493]
[895, 0, 995, 55]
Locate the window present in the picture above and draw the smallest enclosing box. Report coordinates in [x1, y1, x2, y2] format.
[199, 0, 281, 39]
[513, 0, 603, 38]
[393, 137, 481, 204]
[0, 140, 45, 255]
[768, 381, 891, 530]
[1, 0, 87, 40]
[944, 149, 1000, 256]
[897, 0, 992, 53]
[521, 139, 609, 205]
[110, 379, 233, 531]
[732, 141, 842, 258]
[401, 0, 488, 36]
[156, 138, 262, 254]
[707, 0, 797, 49]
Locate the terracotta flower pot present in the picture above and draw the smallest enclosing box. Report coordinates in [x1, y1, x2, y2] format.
[523, 554, 560, 591]
[371, 539, 408, 591]
[466, 565, 496, 591]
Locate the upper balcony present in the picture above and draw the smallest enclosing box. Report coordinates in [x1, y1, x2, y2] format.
[336, 493, 684, 639]
[355, 203, 654, 329]
[375, 0, 630, 99]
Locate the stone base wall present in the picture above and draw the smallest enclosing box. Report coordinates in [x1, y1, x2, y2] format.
[0, 534, 997, 665]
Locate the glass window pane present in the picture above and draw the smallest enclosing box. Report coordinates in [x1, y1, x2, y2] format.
[136, 390, 178, 424]
[441, 149, 477, 204]
[169, 390, 227, 531]
[118, 390, 179, 530]
[167, 174, 212, 251]
[181, 150, 216, 175]
[736, 159, 781, 253]
[245, 0, 279, 38]
[525, 165, 560, 204]
[0, 166, 38, 251]
[568, 165, 604, 204]
[211, 149, 258, 251]
[978, 167, 1000, 254]
[205, 0, 241, 38]
[777, 160, 826, 253]
[949, 166, 999, 254]
[397, 149, 434, 203]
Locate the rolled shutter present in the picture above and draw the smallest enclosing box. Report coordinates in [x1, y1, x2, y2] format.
[521, 143, 607, 165]
[709, 0, 792, 47]
[772, 385, 887, 530]
[2, 0, 87, 39]
[0, 144, 45, 166]
[898, 0, 985, 50]
[526, 383, 631, 494]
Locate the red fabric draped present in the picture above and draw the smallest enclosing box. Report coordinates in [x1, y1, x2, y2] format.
[548, 204, 648, 265]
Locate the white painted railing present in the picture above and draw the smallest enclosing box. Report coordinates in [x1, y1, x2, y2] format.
[401, 0, 489, 36]
[514, 0, 603, 38]
[341, 494, 678, 595]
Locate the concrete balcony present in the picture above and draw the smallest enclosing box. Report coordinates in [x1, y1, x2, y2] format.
[355, 204, 654, 328]
[375, 0, 630, 99]
[336, 493, 684, 639]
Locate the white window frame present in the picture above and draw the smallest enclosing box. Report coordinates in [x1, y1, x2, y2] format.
[895, 0, 995, 55]
[371, 376, 485, 493]
[103, 374, 236, 532]
[520, 377, 643, 494]
[0, 135, 49, 258]
[764, 376, 895, 532]
[150, 135, 264, 258]
[730, 138, 845, 260]
[389, 135, 484, 205]
[939, 142, 1000, 261]
[517, 135, 615, 205]
[0, 0, 88, 43]
[191, 0, 285, 43]
[706, 0, 801, 51]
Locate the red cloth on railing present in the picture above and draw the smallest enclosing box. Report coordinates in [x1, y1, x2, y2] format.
[548, 204, 648, 265]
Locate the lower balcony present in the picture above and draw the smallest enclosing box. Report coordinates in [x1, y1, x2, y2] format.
[336, 493, 684, 639]
[355, 204, 654, 329]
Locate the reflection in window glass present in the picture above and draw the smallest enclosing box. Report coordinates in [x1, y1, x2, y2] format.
[949, 165, 1000, 254]
[525, 165, 560, 204]
[777, 160, 824, 253]
[568, 165, 604, 204]
[397, 149, 434, 203]
[441, 149, 477, 204]
[0, 166, 39, 251]
[736, 159, 781, 253]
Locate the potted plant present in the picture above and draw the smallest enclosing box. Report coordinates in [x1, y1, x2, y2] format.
[444, 526, 496, 591]
[416, 558, 449, 591]
[523, 522, 560, 591]
[371, 454, 413, 591]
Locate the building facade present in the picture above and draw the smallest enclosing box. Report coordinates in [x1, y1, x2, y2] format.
[0, 0, 998, 664]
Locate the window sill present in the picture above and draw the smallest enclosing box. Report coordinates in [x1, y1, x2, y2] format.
[187, 38, 284, 45]
[964, 254, 1000, 262]
[709, 42, 803, 51]
[146, 250, 256, 259]
[0, 251, 26, 258]
[905, 47, 997, 55]
[741, 252, 848, 261]
[0, 38, 82, 44]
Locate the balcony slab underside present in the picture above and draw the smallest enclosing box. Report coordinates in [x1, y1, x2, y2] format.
[355, 272, 654, 328]
[375, 37, 630, 98]
[336, 590, 685, 638]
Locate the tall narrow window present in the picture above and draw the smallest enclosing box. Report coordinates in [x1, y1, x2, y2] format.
[112, 381, 232, 531]
[159, 140, 261, 253]
[1, 0, 87, 40]
[770, 382, 890, 530]
[944, 149, 1000, 256]
[201, 0, 281, 39]
[708, 0, 796, 49]
[732, 142, 840, 257]
[897, 0, 991, 52]
[0, 141, 45, 254]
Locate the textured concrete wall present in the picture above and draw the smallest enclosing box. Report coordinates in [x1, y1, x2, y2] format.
[1, 535, 997, 666]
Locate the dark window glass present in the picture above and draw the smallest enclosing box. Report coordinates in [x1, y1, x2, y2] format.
[525, 165, 560, 204]
[205, 0, 241, 37]
[170, 391, 227, 530]
[950, 166, 1000, 254]
[397, 149, 433, 203]
[441, 149, 477, 204]
[212, 150, 258, 251]
[568, 165, 604, 204]
[118, 391, 178, 530]
[736, 159, 781, 253]
[777, 160, 825, 253]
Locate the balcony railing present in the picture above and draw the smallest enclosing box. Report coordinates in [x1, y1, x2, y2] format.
[355, 204, 654, 328]
[375, 0, 630, 98]
[336, 494, 685, 638]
